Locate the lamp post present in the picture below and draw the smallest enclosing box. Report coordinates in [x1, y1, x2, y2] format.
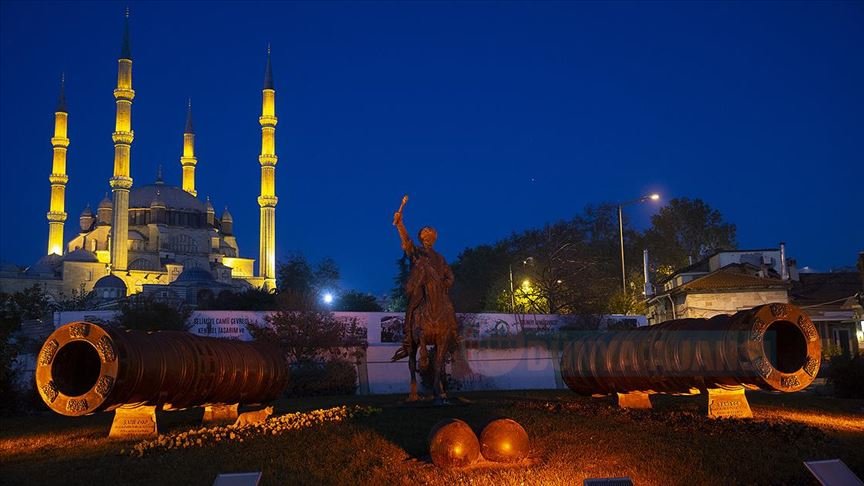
[618, 194, 660, 294]
[508, 257, 533, 313]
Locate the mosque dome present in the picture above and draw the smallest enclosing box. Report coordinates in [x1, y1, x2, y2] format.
[63, 248, 99, 263]
[93, 274, 127, 291]
[80, 205, 93, 217]
[221, 207, 233, 222]
[130, 184, 205, 212]
[25, 254, 63, 276]
[174, 267, 215, 283]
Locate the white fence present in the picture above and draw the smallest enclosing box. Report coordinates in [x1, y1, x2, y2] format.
[52, 310, 646, 395]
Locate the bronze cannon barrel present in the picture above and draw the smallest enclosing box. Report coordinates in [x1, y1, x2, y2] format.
[35, 321, 289, 416]
[560, 303, 821, 395]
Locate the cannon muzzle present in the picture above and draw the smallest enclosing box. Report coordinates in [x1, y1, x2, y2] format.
[561, 303, 821, 396]
[35, 321, 289, 416]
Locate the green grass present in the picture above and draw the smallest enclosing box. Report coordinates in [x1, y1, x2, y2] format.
[1, 390, 862, 485]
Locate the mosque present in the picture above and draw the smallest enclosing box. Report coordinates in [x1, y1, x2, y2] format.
[0, 13, 279, 305]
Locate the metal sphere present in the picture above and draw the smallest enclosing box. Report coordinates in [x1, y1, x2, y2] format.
[428, 418, 480, 468]
[480, 418, 530, 463]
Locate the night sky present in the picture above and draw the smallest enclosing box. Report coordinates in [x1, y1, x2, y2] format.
[1, 1, 861, 296]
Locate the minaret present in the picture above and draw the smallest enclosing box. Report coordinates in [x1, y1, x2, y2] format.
[46, 74, 69, 256]
[257, 46, 278, 290]
[109, 9, 135, 272]
[180, 99, 197, 196]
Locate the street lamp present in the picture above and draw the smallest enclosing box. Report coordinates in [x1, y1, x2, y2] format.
[618, 193, 660, 294]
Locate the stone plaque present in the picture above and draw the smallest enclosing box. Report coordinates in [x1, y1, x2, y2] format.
[109, 405, 158, 439]
[616, 392, 652, 409]
[707, 388, 752, 419]
[203, 403, 239, 426]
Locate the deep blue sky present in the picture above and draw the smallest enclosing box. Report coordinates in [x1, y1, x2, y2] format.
[1, 1, 862, 295]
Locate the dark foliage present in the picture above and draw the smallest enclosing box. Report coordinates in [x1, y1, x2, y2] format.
[828, 354, 864, 398]
[284, 359, 358, 397]
[198, 288, 278, 310]
[114, 295, 191, 331]
[333, 290, 383, 312]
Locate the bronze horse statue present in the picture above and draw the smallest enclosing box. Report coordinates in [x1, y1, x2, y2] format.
[391, 196, 459, 403]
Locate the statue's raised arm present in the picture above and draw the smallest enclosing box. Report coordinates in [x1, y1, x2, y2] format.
[392, 195, 415, 255]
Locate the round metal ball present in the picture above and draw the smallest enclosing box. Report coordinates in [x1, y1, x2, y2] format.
[480, 418, 529, 463]
[428, 418, 480, 468]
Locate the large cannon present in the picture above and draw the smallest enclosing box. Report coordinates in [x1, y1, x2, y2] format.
[560, 303, 821, 416]
[35, 321, 289, 417]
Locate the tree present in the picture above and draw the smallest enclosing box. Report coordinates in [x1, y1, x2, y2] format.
[115, 295, 191, 331]
[334, 290, 383, 312]
[643, 197, 737, 277]
[197, 288, 278, 310]
[387, 255, 410, 312]
[249, 290, 358, 364]
[277, 254, 341, 295]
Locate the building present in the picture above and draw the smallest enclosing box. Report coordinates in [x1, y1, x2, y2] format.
[647, 246, 862, 358]
[0, 12, 280, 302]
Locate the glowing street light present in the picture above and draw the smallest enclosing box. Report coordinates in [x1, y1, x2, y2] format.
[322, 292, 334, 305]
[618, 193, 661, 295]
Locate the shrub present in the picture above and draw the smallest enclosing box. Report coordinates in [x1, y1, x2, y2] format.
[115, 296, 191, 331]
[827, 354, 864, 399]
[285, 359, 357, 397]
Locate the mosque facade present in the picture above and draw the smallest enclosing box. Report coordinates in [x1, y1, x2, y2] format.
[0, 13, 279, 303]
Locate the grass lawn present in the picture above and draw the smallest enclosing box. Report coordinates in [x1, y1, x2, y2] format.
[1, 390, 862, 486]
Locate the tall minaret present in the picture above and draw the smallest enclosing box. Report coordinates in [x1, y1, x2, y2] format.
[257, 46, 278, 290]
[180, 99, 197, 196]
[46, 74, 69, 256]
[109, 10, 135, 272]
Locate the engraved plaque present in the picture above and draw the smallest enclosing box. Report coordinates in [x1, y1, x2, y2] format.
[803, 357, 819, 378]
[798, 315, 818, 342]
[750, 318, 767, 342]
[770, 303, 788, 319]
[95, 375, 114, 398]
[96, 336, 116, 362]
[40, 381, 58, 403]
[39, 340, 59, 366]
[753, 356, 772, 377]
[109, 406, 158, 439]
[707, 388, 752, 419]
[780, 375, 801, 389]
[69, 322, 90, 339]
[66, 398, 88, 413]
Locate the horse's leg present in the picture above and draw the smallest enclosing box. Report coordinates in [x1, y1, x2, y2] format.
[433, 342, 449, 403]
[418, 333, 430, 371]
[408, 342, 419, 402]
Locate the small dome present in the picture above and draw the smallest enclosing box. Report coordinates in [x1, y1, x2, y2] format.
[80, 205, 93, 217]
[205, 197, 214, 212]
[93, 274, 127, 291]
[63, 249, 99, 263]
[25, 254, 63, 276]
[98, 194, 113, 209]
[221, 207, 233, 222]
[175, 267, 215, 283]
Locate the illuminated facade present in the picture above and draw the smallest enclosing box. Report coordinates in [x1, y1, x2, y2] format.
[0, 12, 275, 300]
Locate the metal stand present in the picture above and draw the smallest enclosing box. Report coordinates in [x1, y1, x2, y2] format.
[203, 403, 239, 426]
[617, 392, 652, 409]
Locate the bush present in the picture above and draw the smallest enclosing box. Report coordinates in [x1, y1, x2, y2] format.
[115, 296, 191, 331]
[285, 359, 357, 397]
[827, 354, 864, 398]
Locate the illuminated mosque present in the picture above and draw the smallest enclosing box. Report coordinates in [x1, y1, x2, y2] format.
[0, 13, 279, 304]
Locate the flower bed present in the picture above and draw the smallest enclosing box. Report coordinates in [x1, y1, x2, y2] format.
[125, 405, 380, 457]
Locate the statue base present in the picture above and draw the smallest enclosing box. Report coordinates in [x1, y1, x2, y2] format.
[109, 405, 158, 439]
[202, 403, 239, 426]
[617, 392, 652, 409]
[707, 387, 752, 419]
